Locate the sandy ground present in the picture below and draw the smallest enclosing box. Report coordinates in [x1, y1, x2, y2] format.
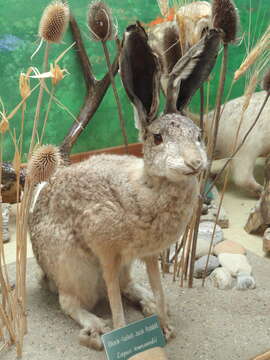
[2, 253, 270, 360]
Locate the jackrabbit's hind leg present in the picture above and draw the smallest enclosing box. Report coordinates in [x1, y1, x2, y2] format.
[36, 268, 58, 294]
[120, 264, 159, 317]
[145, 256, 175, 341]
[59, 293, 110, 350]
[231, 154, 263, 197]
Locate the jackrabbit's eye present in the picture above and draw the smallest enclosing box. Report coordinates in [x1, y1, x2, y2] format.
[197, 134, 202, 142]
[153, 133, 163, 145]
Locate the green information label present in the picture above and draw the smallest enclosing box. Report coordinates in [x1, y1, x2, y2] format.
[102, 315, 166, 360]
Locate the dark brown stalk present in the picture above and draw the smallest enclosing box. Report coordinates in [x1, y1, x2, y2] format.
[60, 15, 120, 160]
[188, 177, 204, 287]
[200, 86, 204, 134]
[69, 14, 95, 91]
[209, 43, 228, 164]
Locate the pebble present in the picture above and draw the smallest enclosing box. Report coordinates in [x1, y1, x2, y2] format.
[236, 272, 256, 290]
[194, 255, 220, 278]
[218, 253, 252, 277]
[196, 237, 213, 258]
[214, 240, 246, 255]
[2, 203, 10, 243]
[195, 221, 224, 258]
[207, 267, 233, 290]
[198, 221, 224, 245]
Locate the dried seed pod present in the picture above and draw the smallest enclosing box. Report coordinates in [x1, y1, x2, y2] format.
[262, 68, 270, 93]
[27, 145, 61, 184]
[39, 1, 70, 43]
[163, 24, 182, 74]
[212, 0, 239, 43]
[87, 1, 115, 42]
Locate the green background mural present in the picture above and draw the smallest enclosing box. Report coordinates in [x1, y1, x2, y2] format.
[1, 0, 269, 161]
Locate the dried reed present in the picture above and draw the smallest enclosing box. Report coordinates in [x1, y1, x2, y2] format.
[156, 0, 170, 17]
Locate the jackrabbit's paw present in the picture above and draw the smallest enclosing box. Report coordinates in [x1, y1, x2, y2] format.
[140, 298, 157, 317]
[140, 299, 170, 318]
[162, 323, 175, 342]
[78, 324, 111, 350]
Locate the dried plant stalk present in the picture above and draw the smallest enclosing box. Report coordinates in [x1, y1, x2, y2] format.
[156, 0, 170, 17]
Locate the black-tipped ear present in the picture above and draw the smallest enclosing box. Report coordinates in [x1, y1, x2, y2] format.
[120, 22, 160, 127]
[165, 29, 221, 114]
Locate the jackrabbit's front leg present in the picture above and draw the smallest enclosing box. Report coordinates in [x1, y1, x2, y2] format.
[145, 256, 175, 341]
[100, 254, 126, 329]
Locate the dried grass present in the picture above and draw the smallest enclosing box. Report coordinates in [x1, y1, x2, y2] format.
[234, 25, 270, 81]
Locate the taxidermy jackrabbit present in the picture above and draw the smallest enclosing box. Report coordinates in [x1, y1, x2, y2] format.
[206, 91, 270, 197]
[29, 23, 220, 350]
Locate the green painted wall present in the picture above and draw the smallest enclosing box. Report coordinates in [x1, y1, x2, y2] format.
[1, 0, 269, 161]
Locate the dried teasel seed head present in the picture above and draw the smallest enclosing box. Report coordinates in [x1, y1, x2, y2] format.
[39, 1, 70, 43]
[212, 0, 239, 43]
[27, 145, 61, 184]
[19, 73, 31, 99]
[0, 114, 9, 134]
[87, 1, 115, 42]
[262, 68, 270, 93]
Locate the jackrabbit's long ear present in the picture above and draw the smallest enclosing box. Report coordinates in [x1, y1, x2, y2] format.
[165, 29, 221, 114]
[120, 22, 160, 128]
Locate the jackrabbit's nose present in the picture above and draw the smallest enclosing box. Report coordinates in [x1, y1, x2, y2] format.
[185, 159, 202, 171]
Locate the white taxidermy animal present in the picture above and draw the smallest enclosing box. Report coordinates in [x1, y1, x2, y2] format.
[29, 24, 220, 350]
[206, 91, 270, 196]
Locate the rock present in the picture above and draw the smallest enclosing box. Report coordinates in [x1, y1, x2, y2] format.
[214, 240, 246, 255]
[218, 253, 252, 277]
[194, 255, 220, 278]
[195, 237, 213, 258]
[2, 203, 10, 243]
[129, 347, 168, 360]
[207, 267, 233, 290]
[236, 272, 256, 290]
[263, 228, 270, 253]
[198, 221, 224, 246]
